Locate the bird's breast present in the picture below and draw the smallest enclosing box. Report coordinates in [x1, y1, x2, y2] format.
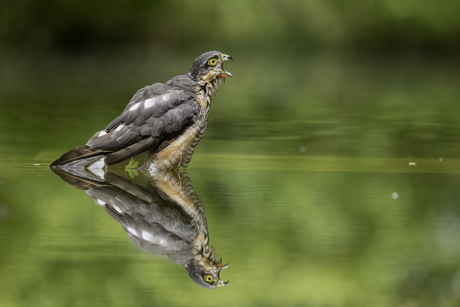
[155, 93, 211, 168]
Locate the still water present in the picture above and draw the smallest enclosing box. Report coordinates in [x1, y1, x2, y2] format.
[1, 53, 460, 306]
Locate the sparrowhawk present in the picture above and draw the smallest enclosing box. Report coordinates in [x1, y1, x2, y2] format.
[52, 166, 229, 288]
[51, 51, 232, 169]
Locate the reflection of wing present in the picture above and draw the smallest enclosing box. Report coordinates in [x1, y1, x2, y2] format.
[51, 166, 228, 288]
[88, 173, 198, 263]
[51, 77, 200, 167]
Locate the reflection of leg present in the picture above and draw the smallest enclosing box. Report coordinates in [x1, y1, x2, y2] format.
[177, 151, 184, 171]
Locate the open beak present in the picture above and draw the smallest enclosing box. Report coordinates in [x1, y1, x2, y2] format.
[223, 54, 233, 61]
[220, 53, 233, 78]
[216, 262, 229, 287]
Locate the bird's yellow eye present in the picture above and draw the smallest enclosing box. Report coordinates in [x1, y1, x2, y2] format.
[204, 275, 214, 283]
[208, 58, 217, 66]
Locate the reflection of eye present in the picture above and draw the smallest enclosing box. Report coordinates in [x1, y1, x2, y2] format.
[208, 58, 217, 66]
[204, 275, 214, 283]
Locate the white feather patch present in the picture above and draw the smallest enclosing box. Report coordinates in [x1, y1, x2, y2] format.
[127, 227, 138, 236]
[142, 230, 154, 242]
[87, 157, 105, 180]
[144, 98, 156, 109]
[129, 102, 141, 111]
[115, 124, 124, 132]
[98, 130, 107, 137]
[162, 94, 170, 101]
[112, 205, 123, 214]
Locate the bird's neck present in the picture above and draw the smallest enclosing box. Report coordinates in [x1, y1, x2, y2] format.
[197, 78, 223, 99]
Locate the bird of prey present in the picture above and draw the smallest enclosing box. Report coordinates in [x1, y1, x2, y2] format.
[51, 51, 232, 169]
[52, 165, 229, 288]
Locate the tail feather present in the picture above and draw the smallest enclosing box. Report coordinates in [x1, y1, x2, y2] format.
[51, 167, 107, 190]
[51, 136, 159, 168]
[50, 145, 109, 168]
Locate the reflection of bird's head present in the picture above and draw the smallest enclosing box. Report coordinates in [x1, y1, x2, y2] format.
[187, 51, 233, 86]
[184, 245, 229, 289]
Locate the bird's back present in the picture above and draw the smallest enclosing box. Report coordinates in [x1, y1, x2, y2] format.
[51, 75, 200, 168]
[51, 51, 232, 170]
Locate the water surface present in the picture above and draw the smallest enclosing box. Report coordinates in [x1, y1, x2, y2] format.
[1, 54, 460, 306]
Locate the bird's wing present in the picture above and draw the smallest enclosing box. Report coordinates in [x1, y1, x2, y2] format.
[85, 85, 200, 165]
[51, 84, 200, 167]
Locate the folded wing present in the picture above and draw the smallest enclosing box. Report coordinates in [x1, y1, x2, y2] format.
[51, 83, 199, 167]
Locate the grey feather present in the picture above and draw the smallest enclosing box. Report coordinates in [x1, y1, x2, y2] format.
[104, 136, 157, 165]
[51, 50, 231, 168]
[82, 86, 199, 165]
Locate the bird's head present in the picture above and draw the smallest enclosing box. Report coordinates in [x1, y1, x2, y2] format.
[187, 51, 233, 91]
[184, 245, 229, 289]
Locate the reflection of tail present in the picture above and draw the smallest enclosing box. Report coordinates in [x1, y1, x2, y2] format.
[50, 136, 158, 168]
[50, 145, 108, 168]
[51, 166, 106, 189]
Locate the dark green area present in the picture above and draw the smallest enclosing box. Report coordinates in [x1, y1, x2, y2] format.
[1, 0, 460, 55]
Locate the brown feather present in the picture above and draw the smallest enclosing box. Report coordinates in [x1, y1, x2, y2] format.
[51, 51, 231, 169]
[50, 145, 109, 167]
[105, 136, 157, 165]
[51, 167, 107, 190]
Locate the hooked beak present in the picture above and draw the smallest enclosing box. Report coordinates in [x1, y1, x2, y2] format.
[216, 263, 229, 269]
[220, 53, 233, 78]
[223, 54, 233, 61]
[216, 262, 229, 287]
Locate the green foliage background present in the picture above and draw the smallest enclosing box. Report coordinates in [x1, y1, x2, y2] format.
[1, 0, 460, 55]
[1, 1, 460, 306]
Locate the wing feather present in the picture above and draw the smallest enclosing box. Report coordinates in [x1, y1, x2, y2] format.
[52, 78, 199, 167]
[87, 88, 198, 165]
[105, 136, 157, 165]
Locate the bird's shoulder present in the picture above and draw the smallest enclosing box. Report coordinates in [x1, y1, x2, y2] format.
[124, 74, 197, 112]
[85, 75, 201, 155]
[105, 75, 199, 131]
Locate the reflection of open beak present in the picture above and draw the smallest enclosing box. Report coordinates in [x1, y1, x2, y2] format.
[216, 262, 229, 287]
[220, 53, 233, 78]
[216, 262, 229, 269]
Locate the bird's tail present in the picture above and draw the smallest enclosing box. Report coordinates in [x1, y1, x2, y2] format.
[50, 145, 108, 168]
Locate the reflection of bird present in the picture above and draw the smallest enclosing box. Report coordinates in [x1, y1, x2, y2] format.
[51, 51, 232, 169]
[52, 166, 229, 289]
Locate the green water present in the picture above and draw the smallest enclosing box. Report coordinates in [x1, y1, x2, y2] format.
[1, 54, 460, 306]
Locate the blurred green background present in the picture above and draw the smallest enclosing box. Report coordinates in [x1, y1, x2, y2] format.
[2, 0, 460, 55]
[1, 1, 460, 307]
